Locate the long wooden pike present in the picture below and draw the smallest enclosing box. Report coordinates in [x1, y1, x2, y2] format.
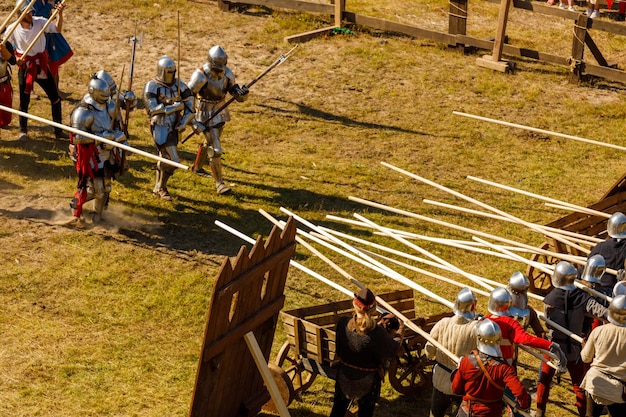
[544, 202, 611, 220]
[0, 104, 188, 169]
[381, 162, 590, 255]
[466, 175, 611, 219]
[423, 199, 603, 244]
[473, 236, 613, 304]
[348, 196, 589, 265]
[1, 0, 34, 43]
[0, 0, 27, 34]
[454, 111, 626, 154]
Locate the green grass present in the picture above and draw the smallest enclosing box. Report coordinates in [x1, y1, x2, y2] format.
[2, 0, 625, 416]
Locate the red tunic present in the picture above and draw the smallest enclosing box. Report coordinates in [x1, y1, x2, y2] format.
[488, 315, 552, 362]
[452, 352, 530, 417]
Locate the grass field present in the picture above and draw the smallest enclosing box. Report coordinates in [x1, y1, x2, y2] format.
[1, 0, 626, 416]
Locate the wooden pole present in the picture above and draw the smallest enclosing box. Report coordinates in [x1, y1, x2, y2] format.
[0, 0, 27, 34]
[455, 111, 626, 154]
[466, 175, 611, 220]
[423, 199, 604, 244]
[1, 0, 35, 43]
[381, 162, 590, 255]
[0, 104, 188, 170]
[544, 202, 611, 220]
[348, 196, 586, 265]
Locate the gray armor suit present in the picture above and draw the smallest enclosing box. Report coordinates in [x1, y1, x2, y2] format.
[144, 56, 194, 200]
[188, 45, 248, 195]
[70, 77, 126, 221]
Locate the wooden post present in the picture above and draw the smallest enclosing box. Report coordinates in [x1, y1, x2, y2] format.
[244, 332, 291, 417]
[476, 0, 515, 73]
[334, 0, 345, 28]
[448, 0, 468, 49]
[570, 14, 590, 83]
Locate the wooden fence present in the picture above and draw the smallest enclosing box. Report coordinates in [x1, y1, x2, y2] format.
[218, 0, 626, 84]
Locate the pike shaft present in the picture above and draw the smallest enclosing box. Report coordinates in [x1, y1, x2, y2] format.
[0, 104, 188, 170]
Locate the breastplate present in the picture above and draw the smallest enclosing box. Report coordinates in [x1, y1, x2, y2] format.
[199, 76, 228, 102]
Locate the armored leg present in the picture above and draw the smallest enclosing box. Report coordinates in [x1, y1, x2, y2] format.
[153, 145, 178, 200]
[204, 126, 230, 195]
[92, 177, 107, 222]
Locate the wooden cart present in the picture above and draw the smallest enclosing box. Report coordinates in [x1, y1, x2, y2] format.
[270, 289, 452, 406]
[527, 176, 626, 295]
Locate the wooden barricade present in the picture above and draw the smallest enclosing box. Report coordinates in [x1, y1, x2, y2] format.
[217, 0, 626, 84]
[188, 217, 297, 417]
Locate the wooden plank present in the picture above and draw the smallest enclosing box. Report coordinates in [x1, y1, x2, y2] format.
[585, 33, 608, 67]
[333, 0, 344, 27]
[476, 55, 514, 72]
[343, 12, 457, 45]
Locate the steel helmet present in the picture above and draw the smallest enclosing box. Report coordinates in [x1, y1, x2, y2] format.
[156, 56, 176, 85]
[476, 319, 502, 357]
[614, 281, 626, 297]
[208, 45, 228, 73]
[581, 254, 606, 285]
[453, 287, 477, 320]
[551, 261, 577, 291]
[94, 70, 117, 95]
[88, 77, 110, 104]
[607, 212, 626, 239]
[608, 294, 626, 327]
[487, 287, 512, 317]
[508, 271, 530, 294]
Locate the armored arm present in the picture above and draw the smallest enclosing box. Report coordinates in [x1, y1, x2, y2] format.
[175, 81, 195, 131]
[226, 69, 248, 103]
[70, 107, 96, 144]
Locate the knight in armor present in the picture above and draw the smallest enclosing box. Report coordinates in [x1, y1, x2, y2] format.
[329, 288, 402, 417]
[144, 55, 194, 200]
[535, 260, 609, 417]
[425, 288, 479, 417]
[451, 319, 531, 417]
[0, 41, 17, 128]
[69, 75, 127, 222]
[581, 294, 626, 417]
[188, 45, 249, 195]
[3, 0, 68, 141]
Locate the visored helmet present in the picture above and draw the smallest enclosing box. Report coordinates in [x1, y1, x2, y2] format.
[208, 45, 227, 73]
[508, 271, 530, 294]
[551, 261, 577, 291]
[453, 287, 477, 320]
[156, 56, 176, 85]
[487, 287, 511, 317]
[94, 70, 117, 95]
[88, 76, 110, 104]
[581, 254, 606, 285]
[476, 319, 502, 357]
[607, 212, 626, 239]
[608, 294, 626, 327]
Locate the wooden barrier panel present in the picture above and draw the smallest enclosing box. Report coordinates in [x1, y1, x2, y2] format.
[188, 218, 297, 417]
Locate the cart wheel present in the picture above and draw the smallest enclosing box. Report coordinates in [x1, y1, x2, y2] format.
[528, 242, 558, 296]
[275, 341, 317, 395]
[262, 363, 295, 412]
[388, 336, 434, 395]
